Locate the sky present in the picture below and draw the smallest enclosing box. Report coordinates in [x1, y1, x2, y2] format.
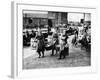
[68, 13, 91, 22]
[68, 13, 84, 22]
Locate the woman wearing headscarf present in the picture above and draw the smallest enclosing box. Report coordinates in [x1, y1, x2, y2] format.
[58, 30, 69, 59]
[36, 30, 45, 58]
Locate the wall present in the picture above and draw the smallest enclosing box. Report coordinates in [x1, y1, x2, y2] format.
[0, 0, 100, 80]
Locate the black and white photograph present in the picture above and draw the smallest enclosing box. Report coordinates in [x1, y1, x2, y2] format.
[22, 10, 91, 69]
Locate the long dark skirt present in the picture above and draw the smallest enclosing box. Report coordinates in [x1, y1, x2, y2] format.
[59, 47, 69, 59]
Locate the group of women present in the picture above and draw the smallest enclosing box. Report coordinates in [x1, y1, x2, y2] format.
[23, 24, 91, 60]
[35, 28, 69, 59]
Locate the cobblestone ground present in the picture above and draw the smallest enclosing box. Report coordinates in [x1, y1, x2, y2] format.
[23, 35, 91, 69]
